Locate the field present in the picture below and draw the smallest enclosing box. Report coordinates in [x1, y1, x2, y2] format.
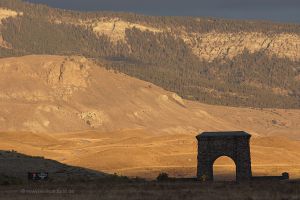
[1, 131, 300, 180]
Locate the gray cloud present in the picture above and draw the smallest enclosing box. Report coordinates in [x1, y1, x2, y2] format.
[26, 0, 300, 23]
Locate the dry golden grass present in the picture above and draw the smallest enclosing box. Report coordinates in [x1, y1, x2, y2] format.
[1, 130, 299, 180]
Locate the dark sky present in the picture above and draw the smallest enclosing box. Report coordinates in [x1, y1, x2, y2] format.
[26, 0, 300, 24]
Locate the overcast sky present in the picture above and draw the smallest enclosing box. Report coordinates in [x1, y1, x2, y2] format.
[26, 0, 300, 24]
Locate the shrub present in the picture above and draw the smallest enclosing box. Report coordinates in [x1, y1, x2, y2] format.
[156, 172, 169, 181]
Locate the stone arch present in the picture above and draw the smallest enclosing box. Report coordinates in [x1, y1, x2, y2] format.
[212, 155, 236, 181]
[196, 131, 252, 181]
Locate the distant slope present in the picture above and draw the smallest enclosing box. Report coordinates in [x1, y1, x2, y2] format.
[0, 0, 299, 108]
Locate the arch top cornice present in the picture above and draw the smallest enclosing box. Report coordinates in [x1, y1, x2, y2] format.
[196, 131, 251, 140]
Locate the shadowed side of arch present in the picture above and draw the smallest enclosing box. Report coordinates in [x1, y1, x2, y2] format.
[196, 131, 252, 181]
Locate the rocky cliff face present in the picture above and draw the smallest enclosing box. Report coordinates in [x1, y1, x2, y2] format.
[0, 8, 20, 48]
[62, 16, 300, 63]
[0, 8, 19, 22]
[182, 32, 300, 62]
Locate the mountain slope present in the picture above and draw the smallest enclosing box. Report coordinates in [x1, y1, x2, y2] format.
[0, 55, 299, 137]
[0, 55, 300, 179]
[0, 55, 228, 133]
[0, 0, 300, 108]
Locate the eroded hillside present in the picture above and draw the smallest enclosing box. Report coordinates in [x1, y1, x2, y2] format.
[0, 55, 200, 133]
[0, 55, 299, 136]
[0, 0, 300, 108]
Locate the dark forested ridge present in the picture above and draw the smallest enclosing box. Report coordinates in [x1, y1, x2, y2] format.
[0, 0, 300, 108]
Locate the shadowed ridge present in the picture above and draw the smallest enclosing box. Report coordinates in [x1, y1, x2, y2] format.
[0, 150, 108, 183]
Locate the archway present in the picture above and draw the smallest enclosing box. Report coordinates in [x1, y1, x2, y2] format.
[196, 131, 252, 181]
[213, 156, 236, 181]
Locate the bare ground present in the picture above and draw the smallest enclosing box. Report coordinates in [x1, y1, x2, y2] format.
[0, 180, 300, 200]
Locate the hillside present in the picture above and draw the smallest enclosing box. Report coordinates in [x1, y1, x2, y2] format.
[0, 55, 300, 136]
[0, 55, 299, 179]
[0, 150, 107, 184]
[0, 0, 299, 108]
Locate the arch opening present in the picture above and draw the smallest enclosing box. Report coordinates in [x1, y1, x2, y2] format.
[213, 156, 236, 181]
